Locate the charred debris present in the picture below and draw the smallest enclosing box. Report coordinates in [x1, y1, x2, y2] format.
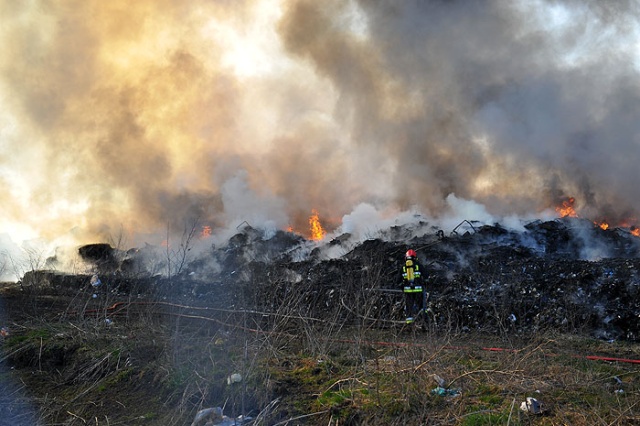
[25, 217, 640, 341]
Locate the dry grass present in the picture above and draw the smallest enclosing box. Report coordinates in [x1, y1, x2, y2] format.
[1, 275, 639, 426]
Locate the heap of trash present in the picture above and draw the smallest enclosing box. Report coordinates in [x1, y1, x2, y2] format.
[24, 217, 640, 341]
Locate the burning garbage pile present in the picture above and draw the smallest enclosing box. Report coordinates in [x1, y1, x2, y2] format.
[236, 217, 639, 341]
[25, 206, 639, 342]
[65, 213, 640, 341]
[424, 219, 640, 341]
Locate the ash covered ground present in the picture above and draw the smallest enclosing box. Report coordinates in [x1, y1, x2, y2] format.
[30, 216, 640, 342]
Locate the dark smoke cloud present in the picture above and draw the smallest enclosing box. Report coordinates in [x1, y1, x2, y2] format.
[1, 0, 639, 252]
[279, 0, 640, 221]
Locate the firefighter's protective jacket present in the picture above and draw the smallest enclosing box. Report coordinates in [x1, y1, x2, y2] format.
[402, 258, 423, 292]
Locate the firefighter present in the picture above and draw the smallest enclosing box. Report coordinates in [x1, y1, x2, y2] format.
[401, 248, 425, 324]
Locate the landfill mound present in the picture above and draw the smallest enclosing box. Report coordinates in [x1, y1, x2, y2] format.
[190, 217, 639, 341]
[44, 217, 637, 342]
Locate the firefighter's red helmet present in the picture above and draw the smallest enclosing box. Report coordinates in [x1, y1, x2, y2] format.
[405, 249, 417, 258]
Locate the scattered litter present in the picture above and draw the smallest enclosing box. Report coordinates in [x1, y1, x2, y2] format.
[227, 373, 242, 385]
[92, 293, 98, 299]
[217, 414, 252, 425]
[509, 313, 517, 323]
[520, 397, 542, 414]
[190, 406, 252, 426]
[614, 376, 624, 394]
[432, 374, 446, 388]
[90, 274, 102, 288]
[105, 319, 113, 326]
[0, 327, 9, 338]
[191, 407, 223, 426]
[430, 386, 460, 397]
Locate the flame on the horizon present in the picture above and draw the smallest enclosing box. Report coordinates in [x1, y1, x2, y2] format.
[556, 197, 578, 218]
[309, 209, 326, 241]
[596, 221, 609, 230]
[631, 227, 640, 237]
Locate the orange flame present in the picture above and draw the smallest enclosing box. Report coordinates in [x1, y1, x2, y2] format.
[309, 209, 326, 241]
[556, 197, 578, 218]
[200, 225, 212, 238]
[595, 221, 609, 230]
[631, 227, 640, 237]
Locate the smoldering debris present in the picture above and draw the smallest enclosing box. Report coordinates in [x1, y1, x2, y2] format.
[25, 218, 640, 341]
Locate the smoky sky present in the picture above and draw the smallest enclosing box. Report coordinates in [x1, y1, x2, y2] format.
[1, 0, 639, 247]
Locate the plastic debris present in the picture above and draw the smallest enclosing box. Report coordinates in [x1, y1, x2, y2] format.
[430, 386, 460, 397]
[190, 407, 223, 426]
[614, 376, 624, 394]
[190, 407, 252, 426]
[90, 274, 102, 288]
[216, 415, 252, 425]
[0, 327, 9, 338]
[432, 374, 446, 388]
[520, 397, 542, 414]
[227, 373, 242, 385]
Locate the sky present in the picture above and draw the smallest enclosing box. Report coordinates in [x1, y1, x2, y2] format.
[1, 0, 640, 265]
